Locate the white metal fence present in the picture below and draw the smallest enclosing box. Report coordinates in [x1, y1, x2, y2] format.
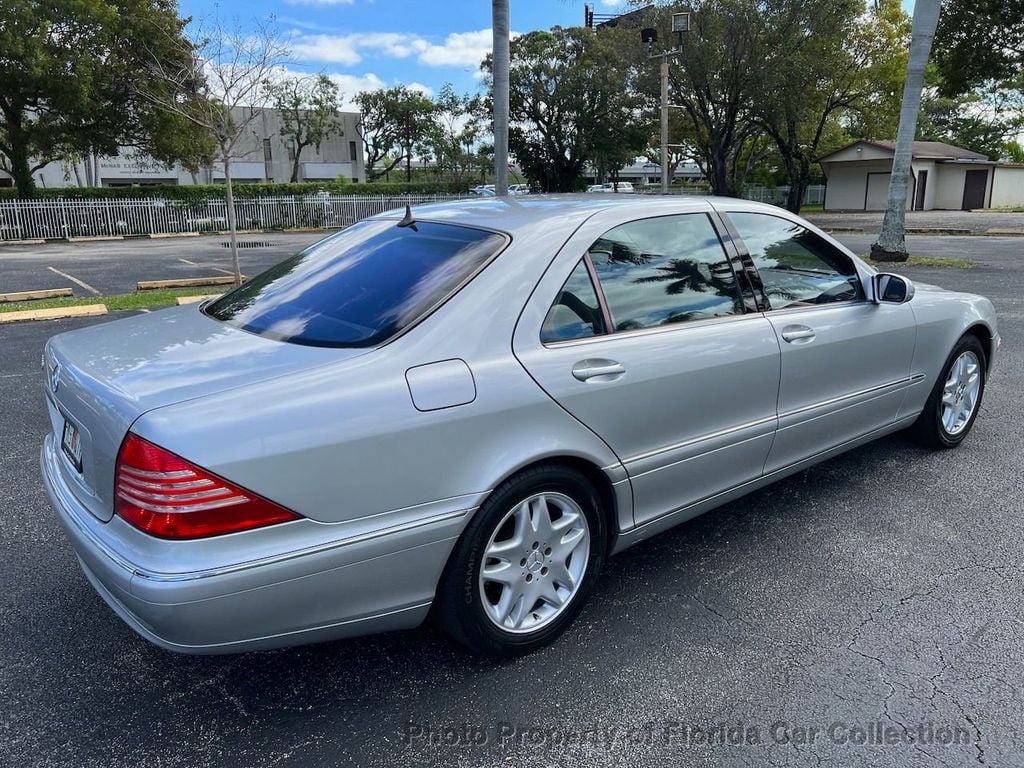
[654, 184, 826, 206]
[0, 187, 828, 242]
[0, 194, 471, 242]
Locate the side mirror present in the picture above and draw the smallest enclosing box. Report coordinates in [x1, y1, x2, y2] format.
[872, 273, 915, 305]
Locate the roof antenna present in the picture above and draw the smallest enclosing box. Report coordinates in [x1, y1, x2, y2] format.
[397, 203, 417, 231]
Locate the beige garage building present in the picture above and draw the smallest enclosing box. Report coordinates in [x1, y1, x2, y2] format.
[819, 140, 1024, 211]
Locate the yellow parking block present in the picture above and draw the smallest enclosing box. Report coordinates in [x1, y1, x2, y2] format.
[137, 276, 242, 290]
[175, 294, 221, 305]
[0, 304, 108, 324]
[0, 288, 74, 303]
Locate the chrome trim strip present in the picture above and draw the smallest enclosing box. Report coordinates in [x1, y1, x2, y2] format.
[623, 412, 921, 535]
[543, 310, 767, 349]
[622, 414, 777, 466]
[778, 374, 923, 421]
[619, 374, 924, 468]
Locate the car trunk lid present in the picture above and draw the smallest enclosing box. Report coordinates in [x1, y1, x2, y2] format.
[43, 305, 365, 522]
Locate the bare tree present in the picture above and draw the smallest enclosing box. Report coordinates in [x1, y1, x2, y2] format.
[492, 0, 510, 196]
[871, 0, 942, 262]
[137, 18, 290, 284]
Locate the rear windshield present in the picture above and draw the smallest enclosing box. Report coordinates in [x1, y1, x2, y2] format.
[205, 220, 507, 347]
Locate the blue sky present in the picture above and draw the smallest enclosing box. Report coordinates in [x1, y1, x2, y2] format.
[178, 0, 916, 109]
[178, 0, 627, 108]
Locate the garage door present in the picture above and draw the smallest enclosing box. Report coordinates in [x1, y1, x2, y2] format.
[865, 173, 890, 210]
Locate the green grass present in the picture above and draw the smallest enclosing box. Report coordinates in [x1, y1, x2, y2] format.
[799, 204, 824, 213]
[0, 287, 225, 313]
[862, 254, 977, 269]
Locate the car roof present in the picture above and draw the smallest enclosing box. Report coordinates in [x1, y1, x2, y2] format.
[370, 194, 786, 236]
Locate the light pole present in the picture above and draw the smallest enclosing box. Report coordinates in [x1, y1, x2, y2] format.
[643, 11, 689, 195]
[492, 0, 510, 197]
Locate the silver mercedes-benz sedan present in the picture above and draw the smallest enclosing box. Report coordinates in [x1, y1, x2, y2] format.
[41, 196, 998, 656]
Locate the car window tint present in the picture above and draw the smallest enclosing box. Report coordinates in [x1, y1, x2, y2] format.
[205, 220, 505, 347]
[541, 260, 605, 343]
[729, 212, 864, 308]
[587, 214, 742, 331]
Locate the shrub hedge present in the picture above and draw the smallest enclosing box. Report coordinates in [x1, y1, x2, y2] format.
[0, 180, 468, 201]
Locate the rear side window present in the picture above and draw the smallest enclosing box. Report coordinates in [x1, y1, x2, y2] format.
[588, 213, 742, 331]
[205, 220, 506, 347]
[541, 260, 606, 343]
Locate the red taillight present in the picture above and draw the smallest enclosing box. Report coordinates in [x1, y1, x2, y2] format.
[114, 433, 301, 539]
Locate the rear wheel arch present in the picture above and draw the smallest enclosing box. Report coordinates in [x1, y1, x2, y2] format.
[486, 456, 621, 551]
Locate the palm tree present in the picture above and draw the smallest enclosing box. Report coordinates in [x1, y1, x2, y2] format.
[871, 0, 943, 262]
[492, 0, 510, 197]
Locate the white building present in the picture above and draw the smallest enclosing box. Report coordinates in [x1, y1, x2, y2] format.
[0, 107, 366, 189]
[818, 140, 1024, 211]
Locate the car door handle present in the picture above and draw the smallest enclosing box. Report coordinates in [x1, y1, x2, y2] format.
[780, 325, 816, 343]
[571, 359, 626, 382]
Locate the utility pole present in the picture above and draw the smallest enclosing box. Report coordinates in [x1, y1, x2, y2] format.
[643, 12, 689, 195]
[492, 0, 510, 197]
[660, 55, 669, 194]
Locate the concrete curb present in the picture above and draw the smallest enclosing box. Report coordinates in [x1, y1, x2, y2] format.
[68, 235, 124, 242]
[0, 304, 108, 324]
[0, 288, 74, 303]
[984, 228, 1024, 236]
[137, 276, 242, 290]
[175, 294, 221, 305]
[0, 239, 46, 246]
[149, 232, 201, 239]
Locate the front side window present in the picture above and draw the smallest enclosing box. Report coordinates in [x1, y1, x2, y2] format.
[206, 220, 506, 347]
[588, 214, 742, 331]
[541, 260, 605, 343]
[728, 212, 864, 309]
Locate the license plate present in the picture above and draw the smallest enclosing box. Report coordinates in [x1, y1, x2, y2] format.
[61, 419, 83, 472]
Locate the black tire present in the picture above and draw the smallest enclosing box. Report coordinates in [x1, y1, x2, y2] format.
[434, 464, 607, 657]
[910, 334, 986, 450]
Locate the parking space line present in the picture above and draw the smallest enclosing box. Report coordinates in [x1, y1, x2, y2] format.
[46, 267, 101, 296]
[179, 258, 234, 276]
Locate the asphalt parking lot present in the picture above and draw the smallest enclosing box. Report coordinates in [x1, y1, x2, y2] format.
[1, 234, 1023, 767]
[0, 231, 325, 296]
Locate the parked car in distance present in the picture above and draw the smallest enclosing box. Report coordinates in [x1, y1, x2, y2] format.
[587, 182, 635, 193]
[509, 184, 531, 196]
[42, 196, 998, 657]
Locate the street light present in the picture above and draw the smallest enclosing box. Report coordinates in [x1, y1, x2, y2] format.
[642, 14, 689, 194]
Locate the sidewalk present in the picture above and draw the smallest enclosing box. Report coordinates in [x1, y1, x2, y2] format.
[804, 210, 1024, 235]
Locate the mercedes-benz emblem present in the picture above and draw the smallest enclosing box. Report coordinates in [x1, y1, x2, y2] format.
[49, 363, 61, 394]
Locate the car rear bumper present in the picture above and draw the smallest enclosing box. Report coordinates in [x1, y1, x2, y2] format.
[41, 435, 466, 654]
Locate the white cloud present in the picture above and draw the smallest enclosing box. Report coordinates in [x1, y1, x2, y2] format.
[600, 0, 626, 6]
[290, 34, 362, 65]
[415, 29, 494, 68]
[289, 28, 515, 69]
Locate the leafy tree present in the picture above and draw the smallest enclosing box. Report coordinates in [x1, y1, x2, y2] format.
[268, 75, 344, 183]
[932, 0, 1024, 97]
[354, 87, 434, 182]
[0, 0, 211, 197]
[638, 0, 764, 197]
[424, 84, 485, 186]
[918, 84, 1024, 159]
[844, 0, 912, 141]
[484, 26, 648, 192]
[752, 0, 866, 211]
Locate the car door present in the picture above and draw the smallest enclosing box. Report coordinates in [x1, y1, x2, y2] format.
[719, 208, 918, 473]
[513, 208, 781, 528]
